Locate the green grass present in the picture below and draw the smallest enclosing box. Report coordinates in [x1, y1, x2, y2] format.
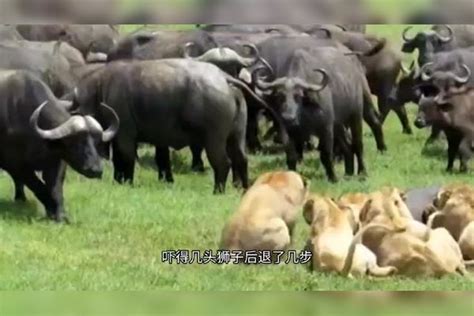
[1, 25, 474, 291]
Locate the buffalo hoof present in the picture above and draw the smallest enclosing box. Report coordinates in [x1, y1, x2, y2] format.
[191, 164, 205, 173]
[403, 128, 413, 135]
[14, 194, 27, 202]
[160, 177, 174, 183]
[446, 167, 454, 174]
[232, 180, 242, 189]
[45, 213, 70, 224]
[159, 173, 174, 183]
[343, 175, 353, 181]
[378, 146, 387, 153]
[328, 176, 339, 183]
[213, 185, 226, 195]
[460, 166, 469, 174]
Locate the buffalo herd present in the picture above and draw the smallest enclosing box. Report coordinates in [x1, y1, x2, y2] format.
[0, 24, 473, 222]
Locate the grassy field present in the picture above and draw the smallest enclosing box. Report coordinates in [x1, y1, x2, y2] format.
[1, 25, 474, 291]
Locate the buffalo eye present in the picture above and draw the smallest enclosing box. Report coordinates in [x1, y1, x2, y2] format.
[437, 103, 453, 112]
[274, 93, 286, 105]
[418, 84, 439, 97]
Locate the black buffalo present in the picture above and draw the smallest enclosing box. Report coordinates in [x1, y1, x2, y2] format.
[0, 40, 87, 97]
[16, 24, 119, 60]
[255, 35, 386, 154]
[0, 70, 118, 222]
[107, 29, 217, 62]
[415, 95, 472, 173]
[254, 46, 381, 182]
[402, 25, 474, 66]
[0, 25, 23, 41]
[320, 27, 412, 134]
[72, 59, 269, 193]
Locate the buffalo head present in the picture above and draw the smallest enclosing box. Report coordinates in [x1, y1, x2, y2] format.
[414, 95, 446, 129]
[30, 101, 119, 178]
[420, 62, 471, 93]
[253, 68, 329, 127]
[391, 61, 422, 108]
[183, 42, 274, 81]
[402, 25, 453, 65]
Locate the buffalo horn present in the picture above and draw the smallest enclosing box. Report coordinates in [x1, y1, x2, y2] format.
[30, 102, 88, 140]
[420, 62, 435, 81]
[99, 102, 120, 142]
[452, 64, 471, 84]
[402, 26, 416, 43]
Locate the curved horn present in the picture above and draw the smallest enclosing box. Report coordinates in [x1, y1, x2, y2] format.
[434, 93, 448, 106]
[400, 63, 410, 75]
[453, 64, 471, 84]
[436, 25, 453, 43]
[400, 61, 416, 76]
[30, 102, 87, 140]
[242, 43, 274, 76]
[420, 62, 435, 81]
[297, 69, 330, 92]
[252, 67, 287, 91]
[99, 103, 120, 142]
[183, 42, 196, 59]
[402, 26, 416, 43]
[231, 43, 265, 68]
[86, 52, 108, 63]
[335, 25, 347, 32]
[58, 100, 74, 111]
[264, 27, 282, 34]
[314, 27, 332, 39]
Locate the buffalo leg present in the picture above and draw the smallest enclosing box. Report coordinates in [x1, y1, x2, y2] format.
[363, 95, 387, 152]
[285, 132, 304, 171]
[112, 141, 136, 184]
[190, 145, 205, 172]
[155, 146, 174, 183]
[286, 140, 298, 171]
[15, 169, 60, 221]
[458, 138, 471, 173]
[246, 108, 261, 153]
[445, 129, 462, 173]
[425, 125, 442, 145]
[378, 100, 391, 124]
[226, 133, 249, 190]
[319, 128, 337, 183]
[296, 139, 304, 162]
[350, 118, 366, 176]
[335, 126, 354, 176]
[13, 177, 26, 202]
[43, 161, 68, 222]
[205, 138, 230, 194]
[393, 105, 412, 134]
[5, 171, 26, 202]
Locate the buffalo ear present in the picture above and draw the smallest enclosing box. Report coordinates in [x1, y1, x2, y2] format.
[135, 34, 155, 46]
[303, 199, 315, 225]
[303, 91, 320, 109]
[437, 102, 453, 112]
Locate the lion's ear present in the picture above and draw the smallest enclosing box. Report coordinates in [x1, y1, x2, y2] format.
[359, 199, 373, 223]
[399, 190, 407, 202]
[435, 190, 452, 208]
[303, 199, 315, 225]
